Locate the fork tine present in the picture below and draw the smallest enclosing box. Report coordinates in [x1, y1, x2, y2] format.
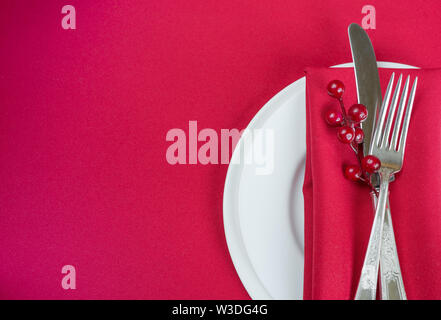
[390, 75, 410, 150]
[398, 77, 418, 154]
[372, 73, 395, 149]
[381, 74, 403, 148]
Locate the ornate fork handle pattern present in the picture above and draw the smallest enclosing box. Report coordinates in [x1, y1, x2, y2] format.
[370, 192, 407, 299]
[355, 169, 392, 300]
[378, 198, 407, 300]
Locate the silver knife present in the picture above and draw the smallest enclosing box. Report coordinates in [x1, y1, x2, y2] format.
[349, 23, 406, 300]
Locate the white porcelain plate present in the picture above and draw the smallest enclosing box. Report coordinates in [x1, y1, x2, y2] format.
[223, 62, 417, 300]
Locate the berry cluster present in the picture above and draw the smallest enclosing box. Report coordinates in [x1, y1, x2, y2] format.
[325, 80, 381, 192]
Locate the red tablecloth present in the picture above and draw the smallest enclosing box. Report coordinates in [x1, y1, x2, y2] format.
[0, 1, 440, 299]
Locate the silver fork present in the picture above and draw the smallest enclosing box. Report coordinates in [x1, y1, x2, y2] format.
[355, 72, 418, 300]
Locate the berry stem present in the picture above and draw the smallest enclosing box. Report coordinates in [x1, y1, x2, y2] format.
[355, 140, 379, 196]
[338, 99, 348, 120]
[349, 142, 358, 154]
[358, 175, 379, 197]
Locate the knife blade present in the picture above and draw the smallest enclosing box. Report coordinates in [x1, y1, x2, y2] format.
[348, 23, 382, 155]
[349, 23, 407, 300]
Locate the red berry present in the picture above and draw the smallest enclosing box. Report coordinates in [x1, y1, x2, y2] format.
[325, 110, 343, 126]
[361, 155, 381, 173]
[337, 126, 355, 143]
[344, 165, 362, 181]
[348, 104, 368, 123]
[327, 80, 345, 100]
[354, 128, 364, 144]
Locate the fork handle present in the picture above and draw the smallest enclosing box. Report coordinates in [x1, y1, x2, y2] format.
[355, 170, 391, 300]
[371, 193, 407, 300]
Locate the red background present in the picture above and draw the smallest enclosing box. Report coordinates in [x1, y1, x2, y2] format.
[0, 0, 440, 299]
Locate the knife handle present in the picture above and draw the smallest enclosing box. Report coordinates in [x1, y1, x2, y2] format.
[371, 192, 407, 300]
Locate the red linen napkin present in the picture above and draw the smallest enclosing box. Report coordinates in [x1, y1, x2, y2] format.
[303, 67, 441, 300]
